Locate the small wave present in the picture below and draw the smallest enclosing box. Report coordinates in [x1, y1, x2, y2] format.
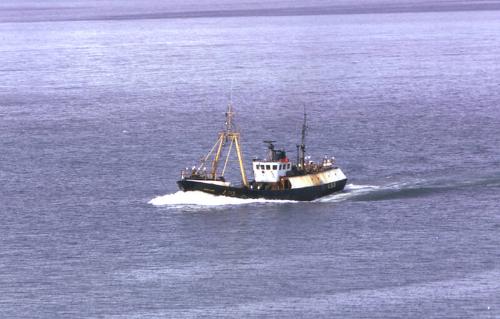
[341, 174, 500, 202]
[316, 180, 447, 203]
[345, 183, 380, 191]
[351, 184, 437, 202]
[149, 191, 294, 207]
[315, 183, 380, 202]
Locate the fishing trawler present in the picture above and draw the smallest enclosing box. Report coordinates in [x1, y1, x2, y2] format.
[177, 102, 347, 201]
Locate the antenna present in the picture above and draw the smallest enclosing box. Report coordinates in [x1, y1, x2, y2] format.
[225, 102, 234, 133]
[230, 80, 233, 104]
[301, 106, 307, 147]
[298, 106, 307, 169]
[225, 81, 235, 134]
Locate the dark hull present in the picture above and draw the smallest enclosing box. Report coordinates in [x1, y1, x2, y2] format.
[177, 179, 347, 201]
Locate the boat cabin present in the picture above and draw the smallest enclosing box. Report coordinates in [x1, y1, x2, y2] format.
[253, 161, 291, 183]
[252, 141, 292, 183]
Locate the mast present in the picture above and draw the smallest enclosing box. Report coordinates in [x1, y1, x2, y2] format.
[225, 100, 234, 134]
[209, 100, 248, 187]
[298, 109, 307, 169]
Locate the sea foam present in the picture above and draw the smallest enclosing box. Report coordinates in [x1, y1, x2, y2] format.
[149, 184, 380, 207]
[149, 191, 294, 207]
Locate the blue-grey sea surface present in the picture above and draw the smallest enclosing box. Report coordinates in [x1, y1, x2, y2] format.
[1, 2, 499, 318]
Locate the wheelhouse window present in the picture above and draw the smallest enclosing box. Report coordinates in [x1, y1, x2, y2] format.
[273, 165, 277, 170]
[266, 165, 271, 170]
[287, 163, 291, 169]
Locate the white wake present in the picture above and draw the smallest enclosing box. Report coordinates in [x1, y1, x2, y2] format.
[150, 183, 385, 207]
[149, 191, 295, 207]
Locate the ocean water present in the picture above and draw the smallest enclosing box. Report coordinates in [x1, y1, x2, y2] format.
[1, 5, 500, 318]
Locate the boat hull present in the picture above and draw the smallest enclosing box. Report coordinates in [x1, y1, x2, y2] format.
[177, 178, 347, 201]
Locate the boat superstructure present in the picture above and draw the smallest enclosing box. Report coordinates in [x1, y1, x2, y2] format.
[177, 102, 347, 201]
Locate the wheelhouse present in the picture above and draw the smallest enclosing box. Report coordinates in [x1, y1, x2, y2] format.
[252, 161, 291, 183]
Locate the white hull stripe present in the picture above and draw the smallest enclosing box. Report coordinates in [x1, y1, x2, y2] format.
[289, 168, 347, 189]
[185, 179, 231, 186]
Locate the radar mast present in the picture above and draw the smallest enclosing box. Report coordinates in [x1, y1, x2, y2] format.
[297, 108, 307, 169]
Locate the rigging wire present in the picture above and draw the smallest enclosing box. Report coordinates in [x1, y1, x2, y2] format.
[221, 137, 234, 176]
[198, 138, 220, 171]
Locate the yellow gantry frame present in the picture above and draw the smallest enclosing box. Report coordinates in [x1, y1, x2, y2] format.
[210, 131, 248, 187]
[233, 133, 248, 187]
[211, 133, 225, 177]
